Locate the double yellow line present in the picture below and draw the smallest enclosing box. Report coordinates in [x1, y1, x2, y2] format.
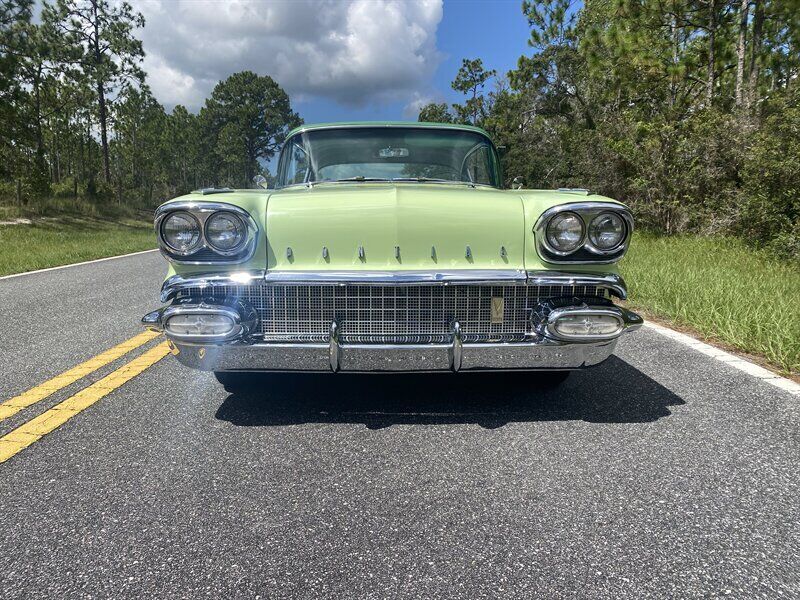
[0, 331, 171, 464]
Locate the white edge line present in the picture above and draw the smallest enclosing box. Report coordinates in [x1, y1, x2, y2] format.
[0, 248, 159, 280]
[643, 322, 800, 395]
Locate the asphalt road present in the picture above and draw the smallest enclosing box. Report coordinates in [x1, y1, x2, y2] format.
[0, 251, 798, 599]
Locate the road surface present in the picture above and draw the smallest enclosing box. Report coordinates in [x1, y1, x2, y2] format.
[0, 251, 798, 599]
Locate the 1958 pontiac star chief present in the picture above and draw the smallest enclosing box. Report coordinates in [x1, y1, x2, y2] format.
[142, 122, 642, 388]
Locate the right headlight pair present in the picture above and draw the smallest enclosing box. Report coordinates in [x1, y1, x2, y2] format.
[536, 202, 633, 262]
[546, 211, 626, 254]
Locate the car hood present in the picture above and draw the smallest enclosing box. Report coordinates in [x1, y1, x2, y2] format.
[264, 183, 526, 271]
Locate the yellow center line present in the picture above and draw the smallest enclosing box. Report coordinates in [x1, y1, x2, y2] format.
[0, 330, 160, 422]
[0, 341, 171, 464]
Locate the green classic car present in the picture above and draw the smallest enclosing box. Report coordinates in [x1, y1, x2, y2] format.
[142, 122, 642, 387]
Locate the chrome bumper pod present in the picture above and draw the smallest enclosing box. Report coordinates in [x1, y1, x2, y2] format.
[142, 298, 258, 343]
[531, 301, 643, 342]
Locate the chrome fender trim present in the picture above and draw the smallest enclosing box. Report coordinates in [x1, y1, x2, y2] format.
[525, 271, 627, 299]
[160, 270, 266, 302]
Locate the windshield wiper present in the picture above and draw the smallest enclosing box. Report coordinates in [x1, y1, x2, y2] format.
[306, 176, 478, 187]
[331, 176, 390, 183]
[391, 177, 476, 187]
[304, 177, 390, 186]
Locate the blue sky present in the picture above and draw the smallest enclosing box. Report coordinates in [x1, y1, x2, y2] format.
[296, 1, 532, 124]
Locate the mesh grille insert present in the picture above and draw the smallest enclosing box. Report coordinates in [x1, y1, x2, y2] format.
[181, 284, 606, 343]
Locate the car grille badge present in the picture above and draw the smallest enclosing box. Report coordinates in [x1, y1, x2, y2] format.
[491, 297, 505, 324]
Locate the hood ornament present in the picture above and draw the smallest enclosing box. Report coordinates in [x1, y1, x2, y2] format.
[322, 246, 329, 259]
[358, 245, 365, 260]
[465, 245, 472, 259]
[395, 246, 401, 260]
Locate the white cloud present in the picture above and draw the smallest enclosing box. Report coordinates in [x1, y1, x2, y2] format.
[137, 0, 444, 111]
[402, 91, 445, 118]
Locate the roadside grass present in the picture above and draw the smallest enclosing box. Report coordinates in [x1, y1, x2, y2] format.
[621, 232, 800, 376]
[0, 217, 156, 277]
[0, 197, 147, 221]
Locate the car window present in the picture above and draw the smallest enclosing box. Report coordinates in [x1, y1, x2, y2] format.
[461, 145, 494, 186]
[283, 139, 310, 185]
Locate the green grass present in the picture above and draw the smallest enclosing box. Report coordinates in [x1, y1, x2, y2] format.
[621, 232, 800, 376]
[0, 217, 156, 277]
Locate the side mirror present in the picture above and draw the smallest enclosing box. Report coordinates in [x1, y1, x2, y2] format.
[252, 174, 269, 189]
[512, 176, 524, 190]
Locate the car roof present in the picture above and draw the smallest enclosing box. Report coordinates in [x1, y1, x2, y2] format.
[285, 121, 493, 139]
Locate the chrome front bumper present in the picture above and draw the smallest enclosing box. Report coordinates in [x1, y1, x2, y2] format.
[163, 337, 623, 373]
[144, 269, 642, 373]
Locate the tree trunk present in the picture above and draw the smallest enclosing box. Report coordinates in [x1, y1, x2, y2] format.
[92, 0, 111, 183]
[747, 0, 764, 110]
[735, 0, 749, 109]
[706, 0, 717, 107]
[33, 67, 44, 165]
[32, 63, 48, 189]
[54, 128, 61, 183]
[97, 80, 110, 183]
[670, 14, 679, 108]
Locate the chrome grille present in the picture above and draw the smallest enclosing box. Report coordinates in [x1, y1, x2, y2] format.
[180, 284, 606, 343]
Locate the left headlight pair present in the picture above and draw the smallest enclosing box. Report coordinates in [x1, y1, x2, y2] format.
[161, 211, 246, 254]
[155, 202, 257, 263]
[536, 202, 633, 262]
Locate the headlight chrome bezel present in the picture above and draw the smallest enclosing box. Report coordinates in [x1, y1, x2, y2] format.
[544, 211, 586, 255]
[204, 211, 248, 255]
[155, 201, 258, 265]
[587, 211, 627, 252]
[534, 201, 633, 264]
[160, 210, 203, 256]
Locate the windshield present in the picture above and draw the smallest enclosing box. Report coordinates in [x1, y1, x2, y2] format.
[276, 127, 501, 188]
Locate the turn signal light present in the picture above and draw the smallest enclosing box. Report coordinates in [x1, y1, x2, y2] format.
[552, 314, 622, 338]
[164, 313, 235, 337]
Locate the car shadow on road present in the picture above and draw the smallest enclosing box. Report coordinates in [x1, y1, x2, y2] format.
[214, 356, 685, 429]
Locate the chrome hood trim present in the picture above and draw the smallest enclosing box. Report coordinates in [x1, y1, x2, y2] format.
[263, 269, 528, 285]
[160, 269, 627, 301]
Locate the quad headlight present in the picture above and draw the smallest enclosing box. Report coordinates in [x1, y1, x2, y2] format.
[205, 211, 247, 253]
[161, 211, 202, 254]
[588, 212, 626, 251]
[155, 201, 257, 263]
[535, 202, 633, 262]
[545, 212, 585, 254]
